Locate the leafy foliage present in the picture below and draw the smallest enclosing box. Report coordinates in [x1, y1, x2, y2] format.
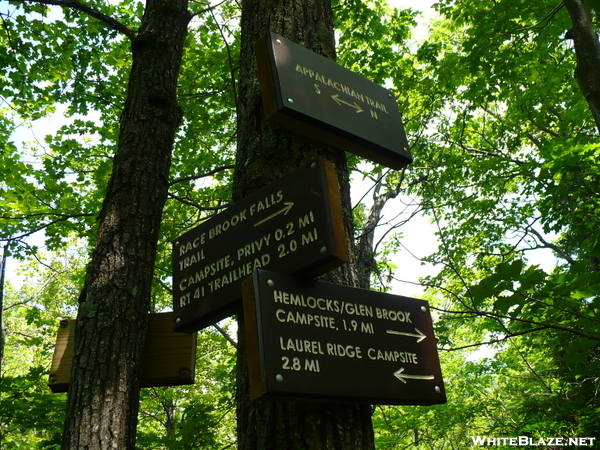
[2, 0, 600, 446]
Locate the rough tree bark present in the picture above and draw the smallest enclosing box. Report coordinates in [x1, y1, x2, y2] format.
[564, 0, 600, 134]
[233, 0, 375, 448]
[61, 0, 191, 448]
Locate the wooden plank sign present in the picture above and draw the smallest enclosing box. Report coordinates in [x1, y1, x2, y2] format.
[172, 157, 347, 333]
[48, 312, 197, 393]
[256, 32, 412, 170]
[243, 269, 446, 405]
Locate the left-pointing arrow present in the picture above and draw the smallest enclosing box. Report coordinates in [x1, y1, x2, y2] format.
[254, 202, 294, 227]
[386, 328, 427, 343]
[393, 368, 435, 384]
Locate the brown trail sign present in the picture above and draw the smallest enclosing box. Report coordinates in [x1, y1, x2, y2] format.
[48, 312, 196, 392]
[242, 269, 446, 405]
[256, 32, 412, 170]
[173, 158, 347, 332]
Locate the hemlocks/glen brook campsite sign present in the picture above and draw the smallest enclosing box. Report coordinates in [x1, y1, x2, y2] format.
[242, 269, 446, 405]
[256, 31, 412, 170]
[172, 158, 347, 332]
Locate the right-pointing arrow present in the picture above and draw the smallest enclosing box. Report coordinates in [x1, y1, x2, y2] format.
[386, 328, 427, 343]
[393, 368, 435, 384]
[253, 202, 294, 227]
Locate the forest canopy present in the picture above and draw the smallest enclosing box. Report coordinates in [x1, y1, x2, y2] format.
[1, 0, 599, 448]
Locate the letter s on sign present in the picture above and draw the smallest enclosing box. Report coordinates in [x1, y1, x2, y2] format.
[314, 83, 321, 94]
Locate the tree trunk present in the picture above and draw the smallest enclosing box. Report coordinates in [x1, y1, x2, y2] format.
[564, 0, 600, 134]
[355, 180, 402, 290]
[234, 0, 375, 448]
[0, 244, 7, 373]
[61, 0, 191, 448]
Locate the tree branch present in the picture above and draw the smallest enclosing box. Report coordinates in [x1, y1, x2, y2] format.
[433, 306, 600, 342]
[213, 323, 237, 348]
[154, 276, 173, 295]
[442, 326, 548, 351]
[3, 299, 33, 311]
[167, 192, 230, 211]
[10, 0, 136, 40]
[169, 164, 235, 186]
[526, 225, 576, 265]
[501, 2, 564, 36]
[191, 0, 229, 17]
[208, 5, 239, 115]
[0, 213, 94, 243]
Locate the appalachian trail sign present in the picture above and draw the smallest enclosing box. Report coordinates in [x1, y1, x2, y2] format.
[256, 31, 413, 170]
[173, 158, 347, 332]
[242, 269, 447, 405]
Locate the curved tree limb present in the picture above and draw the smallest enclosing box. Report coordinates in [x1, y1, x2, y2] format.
[8, 0, 136, 39]
[169, 164, 235, 186]
[433, 306, 600, 342]
[526, 225, 576, 265]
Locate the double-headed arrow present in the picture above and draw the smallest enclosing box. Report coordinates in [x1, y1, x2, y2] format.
[254, 202, 294, 227]
[393, 368, 435, 384]
[386, 328, 427, 343]
[331, 94, 364, 113]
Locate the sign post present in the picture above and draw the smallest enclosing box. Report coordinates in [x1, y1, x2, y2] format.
[256, 32, 412, 170]
[173, 158, 347, 332]
[243, 269, 446, 405]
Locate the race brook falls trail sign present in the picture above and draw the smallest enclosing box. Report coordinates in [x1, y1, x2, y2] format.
[173, 158, 347, 332]
[256, 31, 413, 170]
[242, 269, 447, 405]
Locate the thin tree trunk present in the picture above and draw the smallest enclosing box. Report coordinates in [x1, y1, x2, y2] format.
[355, 181, 402, 290]
[234, 0, 375, 448]
[61, 0, 191, 448]
[0, 243, 8, 374]
[564, 0, 600, 134]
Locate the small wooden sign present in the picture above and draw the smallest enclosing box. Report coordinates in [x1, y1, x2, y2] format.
[256, 32, 412, 170]
[243, 270, 446, 405]
[48, 312, 196, 393]
[172, 157, 347, 333]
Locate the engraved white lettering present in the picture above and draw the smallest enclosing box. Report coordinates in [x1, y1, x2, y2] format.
[275, 309, 337, 329]
[208, 210, 247, 239]
[375, 307, 412, 323]
[295, 64, 390, 115]
[279, 337, 325, 355]
[236, 234, 272, 260]
[367, 348, 418, 364]
[326, 343, 362, 359]
[248, 191, 284, 216]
